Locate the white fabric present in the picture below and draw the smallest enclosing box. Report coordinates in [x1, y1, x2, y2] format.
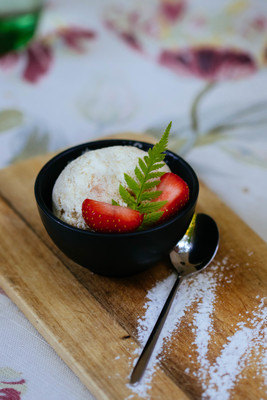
[0, 1, 266, 399]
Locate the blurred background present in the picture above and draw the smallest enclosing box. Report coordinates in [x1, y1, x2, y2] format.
[0, 0, 267, 241]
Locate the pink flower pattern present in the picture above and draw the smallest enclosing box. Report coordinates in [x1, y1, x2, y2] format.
[23, 42, 53, 83]
[0, 388, 21, 400]
[160, 0, 186, 23]
[0, 26, 96, 83]
[119, 32, 142, 52]
[159, 47, 257, 81]
[104, 0, 267, 146]
[58, 27, 96, 53]
[0, 371, 26, 400]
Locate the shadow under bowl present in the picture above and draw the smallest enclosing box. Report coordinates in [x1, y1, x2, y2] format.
[34, 139, 199, 277]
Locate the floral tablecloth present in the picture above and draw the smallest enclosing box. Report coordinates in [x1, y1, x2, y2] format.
[0, 0, 266, 399]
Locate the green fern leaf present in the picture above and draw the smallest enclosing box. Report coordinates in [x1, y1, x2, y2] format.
[134, 166, 144, 183]
[147, 171, 165, 180]
[137, 200, 167, 213]
[138, 158, 147, 174]
[143, 180, 161, 191]
[119, 185, 136, 209]
[150, 162, 166, 171]
[140, 190, 162, 202]
[124, 173, 140, 196]
[140, 211, 164, 229]
[113, 121, 172, 229]
[144, 155, 149, 165]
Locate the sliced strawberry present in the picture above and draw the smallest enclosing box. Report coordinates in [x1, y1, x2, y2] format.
[82, 199, 143, 233]
[153, 172, 190, 222]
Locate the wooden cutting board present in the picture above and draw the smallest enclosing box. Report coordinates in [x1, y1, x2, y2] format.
[0, 133, 266, 400]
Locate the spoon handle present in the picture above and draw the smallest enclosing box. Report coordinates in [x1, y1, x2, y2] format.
[130, 274, 183, 384]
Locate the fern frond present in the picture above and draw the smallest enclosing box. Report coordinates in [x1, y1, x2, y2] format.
[140, 190, 162, 202]
[138, 158, 147, 174]
[137, 200, 167, 213]
[150, 162, 166, 171]
[124, 173, 140, 196]
[113, 122, 172, 228]
[134, 166, 144, 183]
[147, 171, 165, 180]
[140, 211, 164, 229]
[119, 185, 136, 209]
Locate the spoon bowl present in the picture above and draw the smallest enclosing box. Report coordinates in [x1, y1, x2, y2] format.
[130, 213, 219, 384]
[170, 213, 219, 277]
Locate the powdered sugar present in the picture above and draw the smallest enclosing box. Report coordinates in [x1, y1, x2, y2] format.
[202, 300, 267, 399]
[128, 255, 267, 399]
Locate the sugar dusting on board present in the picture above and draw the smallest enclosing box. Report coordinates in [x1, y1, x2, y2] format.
[126, 251, 267, 399]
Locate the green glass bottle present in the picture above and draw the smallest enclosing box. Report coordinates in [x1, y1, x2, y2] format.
[0, 0, 43, 55]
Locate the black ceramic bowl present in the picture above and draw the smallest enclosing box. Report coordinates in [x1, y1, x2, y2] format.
[34, 139, 199, 277]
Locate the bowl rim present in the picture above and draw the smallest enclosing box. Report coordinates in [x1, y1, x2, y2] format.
[34, 139, 199, 238]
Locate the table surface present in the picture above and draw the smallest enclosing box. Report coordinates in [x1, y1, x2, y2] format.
[0, 1, 267, 399]
[0, 145, 267, 400]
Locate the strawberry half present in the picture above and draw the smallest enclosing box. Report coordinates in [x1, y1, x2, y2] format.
[153, 172, 190, 222]
[82, 199, 143, 233]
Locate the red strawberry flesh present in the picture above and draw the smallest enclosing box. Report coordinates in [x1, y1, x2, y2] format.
[153, 172, 190, 222]
[82, 199, 143, 233]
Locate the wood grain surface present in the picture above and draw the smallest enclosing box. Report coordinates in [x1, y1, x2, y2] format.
[0, 134, 266, 400]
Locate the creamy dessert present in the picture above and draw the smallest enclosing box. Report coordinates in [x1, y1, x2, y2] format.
[52, 145, 171, 230]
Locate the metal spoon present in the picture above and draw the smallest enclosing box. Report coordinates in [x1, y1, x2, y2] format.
[130, 213, 219, 384]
